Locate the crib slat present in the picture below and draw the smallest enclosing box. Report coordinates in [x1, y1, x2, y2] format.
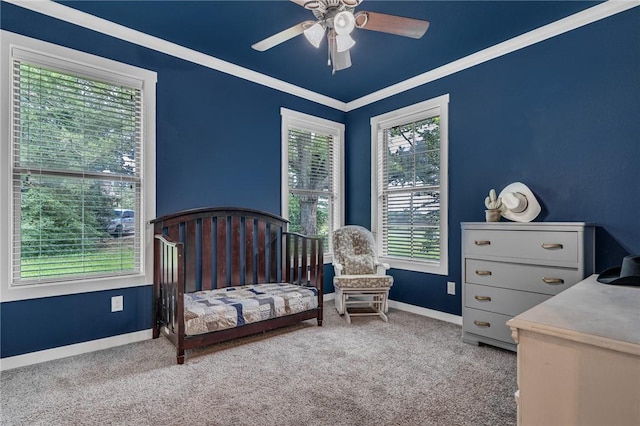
[269, 225, 279, 283]
[230, 216, 242, 286]
[185, 220, 197, 292]
[245, 219, 255, 285]
[216, 217, 227, 288]
[309, 238, 317, 287]
[201, 218, 213, 291]
[293, 235, 300, 284]
[257, 220, 266, 283]
[301, 237, 308, 285]
[283, 233, 291, 283]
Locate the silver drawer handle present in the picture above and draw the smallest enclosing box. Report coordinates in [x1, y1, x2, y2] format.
[541, 243, 563, 250]
[474, 295, 492, 302]
[475, 270, 492, 276]
[542, 277, 565, 284]
[473, 320, 491, 327]
[474, 240, 491, 246]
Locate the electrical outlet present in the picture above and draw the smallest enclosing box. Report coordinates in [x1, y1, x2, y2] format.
[111, 295, 123, 312]
[447, 281, 456, 295]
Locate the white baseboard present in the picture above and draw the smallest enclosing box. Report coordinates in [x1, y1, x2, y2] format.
[324, 291, 462, 325]
[0, 329, 152, 371]
[1, 295, 460, 371]
[387, 300, 462, 325]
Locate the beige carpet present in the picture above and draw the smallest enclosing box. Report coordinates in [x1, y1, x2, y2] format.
[1, 306, 517, 425]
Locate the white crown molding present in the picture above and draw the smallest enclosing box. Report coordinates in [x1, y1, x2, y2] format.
[3, 0, 638, 110]
[345, 0, 640, 111]
[2, 0, 348, 111]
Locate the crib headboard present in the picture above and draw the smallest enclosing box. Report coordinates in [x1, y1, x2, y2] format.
[150, 207, 323, 292]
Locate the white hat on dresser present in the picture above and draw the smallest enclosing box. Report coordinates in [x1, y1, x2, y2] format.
[498, 182, 541, 222]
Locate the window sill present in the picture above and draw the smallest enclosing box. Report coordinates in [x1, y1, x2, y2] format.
[379, 256, 448, 276]
[1, 274, 151, 303]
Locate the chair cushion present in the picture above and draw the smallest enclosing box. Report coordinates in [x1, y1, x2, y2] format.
[334, 274, 394, 289]
[344, 254, 376, 275]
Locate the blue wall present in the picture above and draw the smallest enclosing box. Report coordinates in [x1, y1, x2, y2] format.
[0, 3, 344, 358]
[346, 8, 640, 315]
[1, 3, 638, 358]
[0, 287, 152, 358]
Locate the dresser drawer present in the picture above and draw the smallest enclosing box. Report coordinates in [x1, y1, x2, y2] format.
[465, 283, 550, 316]
[461, 222, 594, 352]
[465, 259, 582, 295]
[464, 230, 578, 264]
[463, 308, 514, 343]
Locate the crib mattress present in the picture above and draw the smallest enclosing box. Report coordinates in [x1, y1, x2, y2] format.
[183, 283, 318, 336]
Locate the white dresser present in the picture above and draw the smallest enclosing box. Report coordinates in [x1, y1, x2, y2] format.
[461, 222, 595, 351]
[508, 275, 640, 425]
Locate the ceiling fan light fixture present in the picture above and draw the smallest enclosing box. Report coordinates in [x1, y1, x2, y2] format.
[328, 30, 352, 73]
[303, 22, 325, 48]
[333, 11, 356, 35]
[335, 33, 355, 52]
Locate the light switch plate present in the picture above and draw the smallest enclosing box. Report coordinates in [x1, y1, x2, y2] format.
[447, 281, 456, 295]
[111, 295, 123, 312]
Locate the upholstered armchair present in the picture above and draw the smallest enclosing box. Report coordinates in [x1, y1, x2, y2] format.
[332, 225, 394, 323]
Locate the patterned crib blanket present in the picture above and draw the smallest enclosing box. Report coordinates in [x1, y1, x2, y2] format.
[183, 283, 318, 336]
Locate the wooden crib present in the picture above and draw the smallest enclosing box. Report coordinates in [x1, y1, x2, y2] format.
[151, 207, 323, 364]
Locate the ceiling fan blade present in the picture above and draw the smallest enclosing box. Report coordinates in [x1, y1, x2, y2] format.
[252, 21, 315, 51]
[355, 11, 430, 39]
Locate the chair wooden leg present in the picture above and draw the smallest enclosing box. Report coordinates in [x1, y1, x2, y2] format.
[373, 293, 388, 322]
[342, 291, 350, 322]
[335, 287, 345, 315]
[340, 288, 390, 324]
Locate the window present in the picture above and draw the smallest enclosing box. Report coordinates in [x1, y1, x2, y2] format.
[371, 95, 449, 275]
[1, 32, 156, 300]
[281, 108, 343, 260]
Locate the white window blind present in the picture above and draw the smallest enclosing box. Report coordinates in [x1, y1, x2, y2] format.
[372, 95, 449, 275]
[287, 127, 335, 249]
[11, 58, 142, 285]
[379, 118, 441, 260]
[281, 108, 343, 257]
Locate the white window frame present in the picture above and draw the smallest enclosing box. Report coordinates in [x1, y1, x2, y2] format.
[0, 31, 157, 302]
[281, 107, 344, 264]
[370, 94, 449, 275]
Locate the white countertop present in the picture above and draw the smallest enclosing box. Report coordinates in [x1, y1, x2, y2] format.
[508, 274, 640, 356]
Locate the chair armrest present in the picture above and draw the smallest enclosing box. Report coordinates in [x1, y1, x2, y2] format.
[333, 263, 344, 276]
[376, 263, 390, 274]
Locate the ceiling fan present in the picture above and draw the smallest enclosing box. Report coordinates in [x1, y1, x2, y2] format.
[252, 0, 430, 74]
